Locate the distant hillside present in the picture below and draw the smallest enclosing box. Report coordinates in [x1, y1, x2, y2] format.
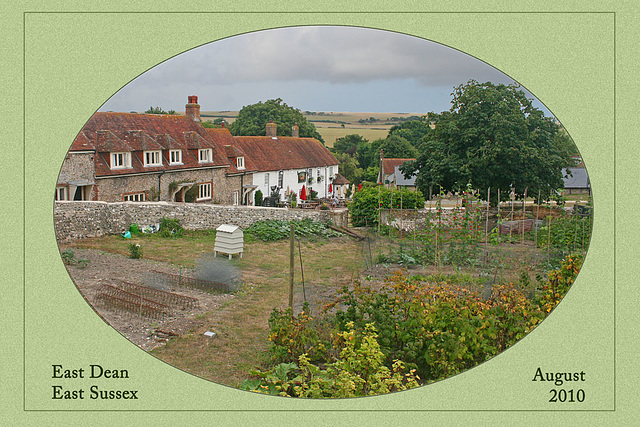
[199, 110, 425, 147]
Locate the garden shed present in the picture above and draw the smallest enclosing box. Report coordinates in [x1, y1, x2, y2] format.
[214, 224, 244, 259]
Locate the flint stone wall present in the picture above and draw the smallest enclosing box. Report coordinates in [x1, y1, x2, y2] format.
[54, 201, 348, 241]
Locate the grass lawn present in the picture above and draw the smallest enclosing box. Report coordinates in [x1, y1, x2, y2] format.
[149, 236, 363, 387]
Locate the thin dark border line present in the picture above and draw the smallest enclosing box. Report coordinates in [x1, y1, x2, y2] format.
[22, 10, 27, 414]
[22, 10, 616, 413]
[23, 11, 614, 14]
[613, 11, 617, 413]
[23, 409, 617, 413]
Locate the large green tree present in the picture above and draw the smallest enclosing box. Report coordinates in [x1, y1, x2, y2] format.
[332, 134, 369, 157]
[401, 81, 576, 203]
[378, 135, 419, 159]
[387, 118, 432, 149]
[229, 98, 324, 143]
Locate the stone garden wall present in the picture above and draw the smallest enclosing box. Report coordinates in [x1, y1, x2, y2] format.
[54, 201, 348, 241]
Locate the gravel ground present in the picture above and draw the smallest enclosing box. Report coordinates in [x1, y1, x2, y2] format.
[63, 248, 235, 351]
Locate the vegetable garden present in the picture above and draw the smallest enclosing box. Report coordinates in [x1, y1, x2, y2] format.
[240, 188, 591, 397]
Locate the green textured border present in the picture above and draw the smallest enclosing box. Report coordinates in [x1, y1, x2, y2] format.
[3, 1, 638, 425]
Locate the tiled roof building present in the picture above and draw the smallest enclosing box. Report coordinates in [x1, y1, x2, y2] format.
[56, 96, 339, 206]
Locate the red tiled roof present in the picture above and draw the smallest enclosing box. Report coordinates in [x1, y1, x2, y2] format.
[73, 112, 231, 177]
[232, 136, 338, 172]
[381, 158, 415, 175]
[205, 128, 258, 174]
[70, 132, 95, 151]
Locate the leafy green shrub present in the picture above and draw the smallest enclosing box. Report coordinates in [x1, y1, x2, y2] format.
[128, 243, 143, 259]
[158, 217, 184, 238]
[267, 305, 328, 365]
[254, 189, 263, 207]
[61, 249, 76, 265]
[348, 186, 424, 227]
[129, 223, 140, 235]
[329, 271, 542, 382]
[61, 249, 90, 269]
[245, 219, 342, 242]
[536, 216, 592, 253]
[242, 323, 420, 398]
[536, 254, 582, 313]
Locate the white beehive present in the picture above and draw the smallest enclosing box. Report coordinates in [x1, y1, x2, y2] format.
[214, 224, 244, 259]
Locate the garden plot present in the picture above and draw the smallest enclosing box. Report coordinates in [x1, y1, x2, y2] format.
[61, 248, 235, 351]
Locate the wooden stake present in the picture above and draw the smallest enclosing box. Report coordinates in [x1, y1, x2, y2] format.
[289, 223, 295, 309]
[535, 190, 540, 246]
[298, 240, 306, 303]
[522, 187, 527, 246]
[485, 187, 490, 246]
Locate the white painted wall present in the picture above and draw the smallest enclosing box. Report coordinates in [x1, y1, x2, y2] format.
[252, 164, 339, 202]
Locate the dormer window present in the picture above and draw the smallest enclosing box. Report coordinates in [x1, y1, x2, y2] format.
[110, 152, 131, 169]
[237, 156, 245, 170]
[199, 148, 212, 163]
[169, 149, 183, 165]
[144, 150, 162, 167]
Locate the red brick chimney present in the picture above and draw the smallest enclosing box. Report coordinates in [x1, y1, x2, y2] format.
[266, 120, 277, 137]
[291, 123, 299, 138]
[185, 95, 201, 121]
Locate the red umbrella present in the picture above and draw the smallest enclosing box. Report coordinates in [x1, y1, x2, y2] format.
[328, 183, 333, 193]
[358, 183, 362, 191]
[300, 185, 307, 201]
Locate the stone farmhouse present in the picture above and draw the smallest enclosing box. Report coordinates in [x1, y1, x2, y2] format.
[56, 96, 340, 206]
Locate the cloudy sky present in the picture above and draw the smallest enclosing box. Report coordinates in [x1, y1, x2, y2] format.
[100, 26, 550, 115]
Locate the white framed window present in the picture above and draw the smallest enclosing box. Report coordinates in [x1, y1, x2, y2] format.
[329, 166, 334, 177]
[233, 191, 240, 206]
[197, 182, 212, 201]
[278, 170, 284, 188]
[110, 152, 131, 169]
[144, 150, 162, 167]
[169, 149, 182, 165]
[264, 173, 270, 187]
[198, 148, 212, 163]
[55, 186, 67, 201]
[237, 156, 245, 170]
[123, 192, 145, 202]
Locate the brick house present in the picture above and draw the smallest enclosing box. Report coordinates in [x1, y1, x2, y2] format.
[56, 96, 338, 206]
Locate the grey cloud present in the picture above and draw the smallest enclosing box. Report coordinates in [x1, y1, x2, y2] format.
[136, 26, 510, 86]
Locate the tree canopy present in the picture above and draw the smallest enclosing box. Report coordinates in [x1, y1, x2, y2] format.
[145, 106, 176, 115]
[229, 98, 324, 144]
[379, 135, 419, 159]
[387, 118, 432, 149]
[401, 81, 577, 202]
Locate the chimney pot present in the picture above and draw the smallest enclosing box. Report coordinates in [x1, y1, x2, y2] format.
[266, 121, 277, 137]
[185, 95, 201, 122]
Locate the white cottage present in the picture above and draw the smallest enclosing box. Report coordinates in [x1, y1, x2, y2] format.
[232, 123, 339, 203]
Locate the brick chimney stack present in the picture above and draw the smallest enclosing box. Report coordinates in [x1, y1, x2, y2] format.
[291, 123, 299, 138]
[185, 95, 201, 121]
[266, 120, 277, 137]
